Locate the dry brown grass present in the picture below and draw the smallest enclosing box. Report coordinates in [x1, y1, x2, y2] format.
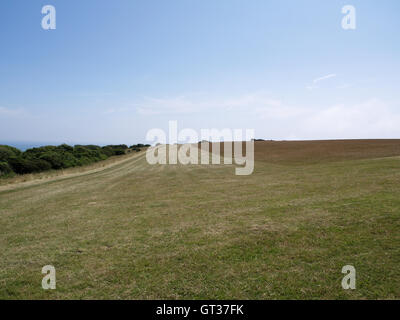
[207, 139, 400, 164]
[253, 139, 400, 163]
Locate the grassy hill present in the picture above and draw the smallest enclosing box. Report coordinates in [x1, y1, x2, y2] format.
[0, 140, 399, 299]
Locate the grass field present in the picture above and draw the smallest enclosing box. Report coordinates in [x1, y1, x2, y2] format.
[0, 140, 399, 299]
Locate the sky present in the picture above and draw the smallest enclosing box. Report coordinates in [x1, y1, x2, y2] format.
[0, 0, 400, 146]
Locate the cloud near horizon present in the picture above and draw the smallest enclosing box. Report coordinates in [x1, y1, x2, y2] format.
[135, 93, 400, 140]
[135, 94, 283, 116]
[0, 106, 25, 117]
[1, 94, 399, 144]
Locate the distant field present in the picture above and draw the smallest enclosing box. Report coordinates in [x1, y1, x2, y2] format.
[0, 140, 399, 299]
[212, 139, 400, 164]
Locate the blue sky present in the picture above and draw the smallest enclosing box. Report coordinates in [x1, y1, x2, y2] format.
[0, 0, 399, 145]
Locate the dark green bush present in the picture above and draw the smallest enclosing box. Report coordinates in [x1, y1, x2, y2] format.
[8, 156, 52, 174]
[101, 146, 115, 157]
[0, 161, 13, 176]
[130, 143, 150, 149]
[39, 151, 65, 169]
[102, 145, 127, 156]
[0, 145, 21, 162]
[58, 144, 74, 152]
[0, 142, 148, 177]
[114, 149, 125, 155]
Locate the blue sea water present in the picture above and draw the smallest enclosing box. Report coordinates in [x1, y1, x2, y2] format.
[1, 141, 130, 151]
[0, 141, 63, 151]
[0, 141, 108, 151]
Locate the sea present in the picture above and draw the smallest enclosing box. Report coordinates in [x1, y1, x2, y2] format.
[0, 141, 106, 151]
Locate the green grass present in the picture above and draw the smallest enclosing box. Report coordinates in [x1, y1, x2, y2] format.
[0, 148, 399, 299]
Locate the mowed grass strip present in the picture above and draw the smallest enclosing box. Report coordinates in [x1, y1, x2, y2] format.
[0, 140, 399, 299]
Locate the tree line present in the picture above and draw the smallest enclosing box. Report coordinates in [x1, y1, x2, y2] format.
[0, 143, 150, 177]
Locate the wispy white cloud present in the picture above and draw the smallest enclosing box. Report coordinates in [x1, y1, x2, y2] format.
[136, 96, 201, 115]
[306, 85, 318, 91]
[300, 99, 400, 138]
[135, 93, 282, 115]
[74, 92, 114, 98]
[103, 107, 129, 114]
[0, 106, 25, 117]
[336, 83, 353, 89]
[313, 73, 337, 83]
[135, 94, 400, 139]
[255, 98, 400, 139]
[2, 95, 399, 143]
[306, 73, 337, 90]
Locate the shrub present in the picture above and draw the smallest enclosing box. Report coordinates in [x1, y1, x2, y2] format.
[0, 161, 13, 176]
[57, 144, 74, 152]
[39, 151, 64, 169]
[101, 146, 115, 157]
[0, 142, 128, 177]
[33, 159, 53, 172]
[8, 156, 52, 174]
[130, 143, 150, 149]
[114, 149, 125, 155]
[0, 145, 21, 162]
[102, 145, 127, 156]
